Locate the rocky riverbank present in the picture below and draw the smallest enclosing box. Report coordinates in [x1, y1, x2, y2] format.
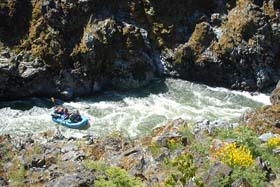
[1, 0, 280, 100]
[0, 109, 280, 186]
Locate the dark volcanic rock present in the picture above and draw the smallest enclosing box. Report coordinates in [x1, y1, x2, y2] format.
[28, 154, 46, 168]
[273, 148, 280, 155]
[1, 0, 280, 99]
[203, 162, 233, 187]
[244, 81, 280, 134]
[256, 157, 277, 181]
[270, 80, 280, 105]
[45, 172, 94, 187]
[61, 150, 86, 161]
[0, 0, 32, 45]
[61, 143, 78, 153]
[0, 177, 8, 187]
[168, 0, 280, 91]
[71, 18, 158, 90]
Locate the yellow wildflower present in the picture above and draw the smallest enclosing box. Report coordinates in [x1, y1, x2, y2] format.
[215, 143, 253, 167]
[266, 136, 280, 148]
[167, 138, 176, 145]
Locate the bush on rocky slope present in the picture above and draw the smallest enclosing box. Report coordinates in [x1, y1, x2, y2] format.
[0, 117, 279, 187]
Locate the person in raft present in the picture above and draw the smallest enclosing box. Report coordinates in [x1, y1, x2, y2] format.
[69, 110, 82, 123]
[61, 108, 69, 120]
[54, 106, 64, 115]
[54, 106, 81, 122]
[53, 106, 69, 119]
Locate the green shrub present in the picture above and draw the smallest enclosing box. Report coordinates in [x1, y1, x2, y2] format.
[213, 165, 266, 187]
[82, 160, 107, 171]
[164, 153, 204, 187]
[190, 137, 211, 157]
[215, 126, 280, 171]
[82, 160, 143, 187]
[95, 166, 143, 187]
[148, 141, 161, 156]
[212, 125, 280, 186]
[166, 138, 183, 152]
[215, 126, 261, 157]
[178, 124, 194, 143]
[7, 164, 26, 187]
[24, 143, 42, 163]
[257, 145, 280, 172]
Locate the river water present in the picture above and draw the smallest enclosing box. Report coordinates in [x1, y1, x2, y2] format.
[0, 79, 270, 138]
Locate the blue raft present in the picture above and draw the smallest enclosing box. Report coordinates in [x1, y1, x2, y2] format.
[51, 111, 88, 128]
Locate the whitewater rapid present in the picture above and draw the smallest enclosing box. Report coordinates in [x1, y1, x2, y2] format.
[0, 79, 270, 137]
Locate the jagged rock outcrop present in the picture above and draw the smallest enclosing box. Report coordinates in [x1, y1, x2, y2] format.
[171, 0, 280, 90]
[270, 80, 280, 105]
[0, 0, 32, 45]
[0, 119, 192, 186]
[242, 81, 280, 134]
[71, 18, 158, 89]
[0, 0, 280, 100]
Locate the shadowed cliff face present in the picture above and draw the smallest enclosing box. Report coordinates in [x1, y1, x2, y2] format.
[0, 0, 280, 100]
[0, 0, 32, 45]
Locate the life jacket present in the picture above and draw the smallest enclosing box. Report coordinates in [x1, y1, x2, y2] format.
[70, 113, 81, 122]
[55, 107, 63, 114]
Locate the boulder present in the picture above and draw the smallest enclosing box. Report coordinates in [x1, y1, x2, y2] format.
[243, 105, 280, 134]
[28, 154, 46, 168]
[0, 49, 11, 58]
[0, 177, 8, 187]
[119, 147, 151, 177]
[61, 150, 86, 161]
[151, 118, 187, 147]
[270, 81, 280, 105]
[61, 143, 78, 153]
[272, 148, 280, 155]
[52, 130, 65, 140]
[192, 119, 230, 134]
[44, 172, 94, 187]
[259, 132, 276, 142]
[256, 157, 276, 181]
[154, 147, 170, 162]
[71, 18, 158, 90]
[188, 22, 215, 58]
[203, 162, 233, 187]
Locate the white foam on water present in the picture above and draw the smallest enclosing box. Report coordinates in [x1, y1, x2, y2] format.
[0, 107, 55, 135]
[232, 91, 270, 105]
[0, 78, 267, 137]
[207, 86, 271, 105]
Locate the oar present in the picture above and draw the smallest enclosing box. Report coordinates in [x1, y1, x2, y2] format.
[50, 97, 58, 117]
[51, 97, 56, 106]
[50, 97, 59, 117]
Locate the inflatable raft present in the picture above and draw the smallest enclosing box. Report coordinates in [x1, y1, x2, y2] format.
[51, 111, 88, 128]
